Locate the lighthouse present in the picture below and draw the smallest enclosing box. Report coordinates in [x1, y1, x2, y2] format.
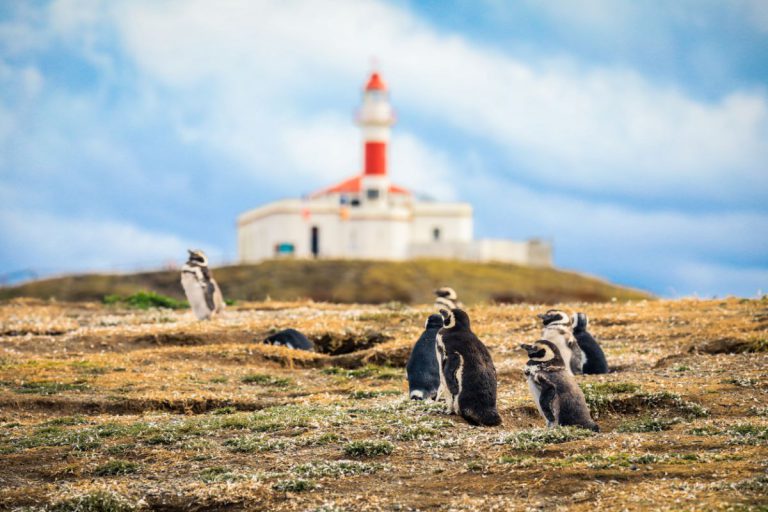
[236, 70, 552, 266]
[358, 72, 395, 207]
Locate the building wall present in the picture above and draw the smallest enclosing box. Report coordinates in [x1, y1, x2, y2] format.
[237, 198, 552, 266]
[410, 202, 473, 245]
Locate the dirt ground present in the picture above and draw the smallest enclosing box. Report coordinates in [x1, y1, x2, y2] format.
[0, 297, 766, 511]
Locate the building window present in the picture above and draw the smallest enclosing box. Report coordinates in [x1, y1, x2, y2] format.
[350, 198, 361, 207]
[366, 189, 380, 200]
[433, 227, 441, 241]
[340, 195, 348, 205]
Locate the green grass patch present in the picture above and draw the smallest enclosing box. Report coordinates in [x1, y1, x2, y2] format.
[273, 478, 316, 492]
[322, 365, 402, 380]
[343, 440, 395, 457]
[103, 291, 188, 310]
[199, 466, 244, 483]
[348, 389, 400, 399]
[395, 425, 439, 441]
[211, 406, 237, 415]
[42, 416, 88, 427]
[47, 491, 139, 512]
[293, 460, 383, 478]
[499, 427, 595, 450]
[93, 460, 139, 476]
[241, 373, 292, 387]
[688, 423, 768, 445]
[618, 416, 680, 433]
[224, 435, 288, 453]
[16, 380, 89, 395]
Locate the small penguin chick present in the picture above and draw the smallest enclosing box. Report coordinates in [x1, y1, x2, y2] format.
[434, 287, 462, 311]
[180, 249, 225, 321]
[537, 309, 583, 375]
[572, 312, 609, 374]
[406, 314, 443, 400]
[521, 339, 598, 432]
[436, 308, 501, 426]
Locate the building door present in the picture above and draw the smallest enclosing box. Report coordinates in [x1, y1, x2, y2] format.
[311, 226, 319, 258]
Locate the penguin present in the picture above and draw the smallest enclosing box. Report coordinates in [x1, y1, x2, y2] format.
[434, 287, 462, 311]
[573, 312, 609, 374]
[521, 339, 599, 432]
[435, 308, 501, 426]
[180, 249, 225, 320]
[406, 314, 443, 400]
[263, 328, 314, 351]
[537, 309, 584, 375]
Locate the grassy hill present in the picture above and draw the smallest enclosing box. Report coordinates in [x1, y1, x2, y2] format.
[0, 259, 650, 304]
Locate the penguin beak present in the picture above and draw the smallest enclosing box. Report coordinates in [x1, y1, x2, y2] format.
[536, 313, 545, 320]
[520, 343, 539, 356]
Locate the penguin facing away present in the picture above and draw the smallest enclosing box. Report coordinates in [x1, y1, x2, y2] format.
[537, 309, 584, 375]
[264, 328, 314, 352]
[406, 314, 443, 400]
[180, 249, 225, 320]
[573, 312, 609, 374]
[434, 287, 462, 311]
[435, 308, 502, 426]
[521, 339, 599, 432]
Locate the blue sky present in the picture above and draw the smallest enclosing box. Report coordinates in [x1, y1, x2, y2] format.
[1, 0, 766, 297]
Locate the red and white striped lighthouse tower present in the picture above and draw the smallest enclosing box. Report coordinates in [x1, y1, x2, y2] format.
[358, 71, 395, 204]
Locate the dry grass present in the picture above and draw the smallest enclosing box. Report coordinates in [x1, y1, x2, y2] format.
[0, 296, 766, 511]
[0, 259, 650, 304]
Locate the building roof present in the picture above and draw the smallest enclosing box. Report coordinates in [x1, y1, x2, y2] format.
[365, 72, 387, 91]
[310, 174, 410, 198]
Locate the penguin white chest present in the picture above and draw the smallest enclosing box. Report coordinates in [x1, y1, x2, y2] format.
[452, 354, 464, 414]
[525, 368, 546, 418]
[435, 333, 449, 404]
[181, 269, 212, 320]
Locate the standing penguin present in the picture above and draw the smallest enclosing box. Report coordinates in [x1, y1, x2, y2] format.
[180, 249, 225, 320]
[573, 313, 609, 374]
[263, 328, 314, 351]
[521, 339, 599, 432]
[406, 314, 443, 400]
[537, 309, 584, 375]
[435, 308, 501, 426]
[434, 287, 462, 311]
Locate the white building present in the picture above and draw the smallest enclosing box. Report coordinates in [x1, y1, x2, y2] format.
[237, 72, 552, 267]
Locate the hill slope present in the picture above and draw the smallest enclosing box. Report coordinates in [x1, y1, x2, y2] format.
[0, 259, 650, 304]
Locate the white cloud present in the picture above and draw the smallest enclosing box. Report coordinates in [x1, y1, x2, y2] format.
[462, 175, 768, 296]
[93, 0, 768, 208]
[0, 210, 206, 274]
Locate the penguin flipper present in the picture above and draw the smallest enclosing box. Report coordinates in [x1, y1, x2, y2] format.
[534, 374, 558, 426]
[204, 280, 217, 312]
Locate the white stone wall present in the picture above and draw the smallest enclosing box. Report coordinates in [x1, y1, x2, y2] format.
[237, 197, 551, 266]
[410, 202, 473, 244]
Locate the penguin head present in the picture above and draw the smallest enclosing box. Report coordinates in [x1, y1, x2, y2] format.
[439, 308, 470, 331]
[187, 249, 208, 267]
[520, 339, 564, 366]
[425, 314, 444, 330]
[574, 312, 589, 332]
[537, 309, 571, 327]
[434, 287, 457, 300]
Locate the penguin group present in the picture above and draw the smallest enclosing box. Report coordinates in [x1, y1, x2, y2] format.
[178, 256, 607, 429]
[405, 287, 608, 429]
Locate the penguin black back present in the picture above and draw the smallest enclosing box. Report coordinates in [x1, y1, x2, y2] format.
[573, 313, 608, 374]
[264, 328, 314, 351]
[438, 308, 501, 426]
[406, 314, 443, 400]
